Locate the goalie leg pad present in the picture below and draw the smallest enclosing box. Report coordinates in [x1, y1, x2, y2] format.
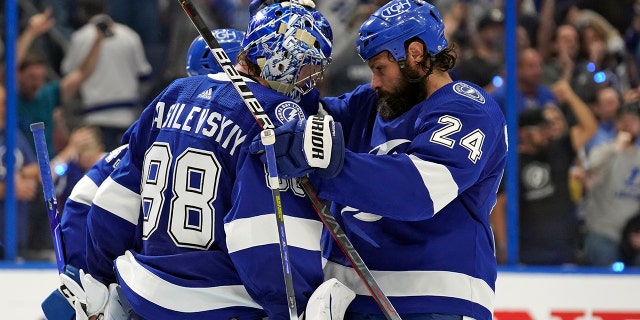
[305, 278, 356, 320]
[41, 264, 83, 320]
[102, 283, 130, 320]
[41, 289, 75, 320]
[59, 269, 109, 318]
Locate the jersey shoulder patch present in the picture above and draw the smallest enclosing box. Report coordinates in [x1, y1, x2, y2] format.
[275, 101, 306, 124]
[452, 82, 486, 104]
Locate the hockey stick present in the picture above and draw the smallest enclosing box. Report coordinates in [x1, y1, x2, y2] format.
[178, 2, 298, 319]
[177, 1, 401, 319]
[30, 122, 65, 273]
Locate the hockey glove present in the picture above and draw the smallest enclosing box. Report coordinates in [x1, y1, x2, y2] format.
[59, 269, 109, 320]
[249, 0, 316, 16]
[249, 115, 344, 179]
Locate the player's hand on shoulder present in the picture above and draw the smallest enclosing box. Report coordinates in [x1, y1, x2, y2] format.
[249, 115, 344, 179]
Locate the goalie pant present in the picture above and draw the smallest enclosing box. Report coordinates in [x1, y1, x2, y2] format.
[85, 74, 326, 320]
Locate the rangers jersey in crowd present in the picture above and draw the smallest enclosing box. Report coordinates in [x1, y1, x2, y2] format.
[86, 73, 324, 320]
[60, 143, 129, 271]
[317, 81, 507, 320]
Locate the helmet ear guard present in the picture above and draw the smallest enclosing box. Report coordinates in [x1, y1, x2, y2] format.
[242, 2, 333, 100]
[186, 28, 245, 76]
[356, 0, 447, 62]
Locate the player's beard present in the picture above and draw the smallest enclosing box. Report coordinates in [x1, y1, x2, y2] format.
[375, 67, 428, 120]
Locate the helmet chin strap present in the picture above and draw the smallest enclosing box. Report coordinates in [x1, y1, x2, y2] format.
[398, 54, 435, 83]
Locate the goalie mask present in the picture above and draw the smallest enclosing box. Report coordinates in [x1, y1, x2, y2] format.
[242, 3, 333, 101]
[186, 28, 245, 76]
[356, 0, 447, 62]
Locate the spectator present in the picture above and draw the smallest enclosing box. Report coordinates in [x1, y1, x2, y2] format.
[576, 17, 630, 96]
[453, 8, 505, 92]
[14, 7, 104, 260]
[17, 8, 104, 158]
[0, 85, 38, 259]
[620, 213, 640, 266]
[582, 101, 640, 266]
[494, 80, 597, 265]
[316, 1, 383, 96]
[61, 0, 152, 151]
[491, 48, 558, 114]
[542, 24, 581, 85]
[584, 86, 623, 154]
[53, 125, 105, 211]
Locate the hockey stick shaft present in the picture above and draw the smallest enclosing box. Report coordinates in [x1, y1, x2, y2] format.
[178, 2, 401, 319]
[178, 1, 298, 318]
[30, 122, 65, 273]
[297, 179, 401, 320]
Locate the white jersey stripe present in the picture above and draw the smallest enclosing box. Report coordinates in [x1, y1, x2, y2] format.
[68, 175, 99, 206]
[225, 214, 323, 253]
[409, 154, 459, 214]
[93, 176, 141, 225]
[116, 251, 261, 312]
[324, 260, 494, 312]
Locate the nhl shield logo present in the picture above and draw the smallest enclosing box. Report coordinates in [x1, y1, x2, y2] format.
[275, 101, 305, 124]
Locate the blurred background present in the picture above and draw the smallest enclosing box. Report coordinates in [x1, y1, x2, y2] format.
[3, 0, 640, 318]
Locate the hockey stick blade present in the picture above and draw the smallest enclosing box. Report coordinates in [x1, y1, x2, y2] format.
[30, 122, 65, 273]
[177, 1, 401, 319]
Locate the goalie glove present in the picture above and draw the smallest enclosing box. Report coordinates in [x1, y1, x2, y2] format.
[59, 269, 109, 319]
[249, 115, 345, 179]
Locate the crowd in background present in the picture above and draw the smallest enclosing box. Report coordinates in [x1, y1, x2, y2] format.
[1, 0, 640, 266]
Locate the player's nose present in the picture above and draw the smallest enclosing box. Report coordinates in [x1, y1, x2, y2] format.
[370, 75, 382, 91]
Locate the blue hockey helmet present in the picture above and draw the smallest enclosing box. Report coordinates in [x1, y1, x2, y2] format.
[356, 0, 447, 62]
[186, 28, 245, 76]
[242, 2, 333, 100]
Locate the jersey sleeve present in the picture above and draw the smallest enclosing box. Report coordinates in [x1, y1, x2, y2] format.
[86, 148, 142, 284]
[86, 103, 159, 284]
[315, 100, 507, 221]
[62, 145, 129, 271]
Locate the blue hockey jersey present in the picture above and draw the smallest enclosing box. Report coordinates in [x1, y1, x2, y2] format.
[60, 143, 129, 271]
[317, 81, 507, 320]
[86, 73, 324, 320]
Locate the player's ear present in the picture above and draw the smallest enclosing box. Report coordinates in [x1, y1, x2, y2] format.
[407, 41, 425, 65]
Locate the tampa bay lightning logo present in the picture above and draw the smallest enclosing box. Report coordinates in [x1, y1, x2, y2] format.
[370, 139, 411, 155]
[341, 206, 382, 222]
[380, 0, 412, 18]
[275, 101, 306, 124]
[453, 82, 486, 104]
[342, 139, 411, 222]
